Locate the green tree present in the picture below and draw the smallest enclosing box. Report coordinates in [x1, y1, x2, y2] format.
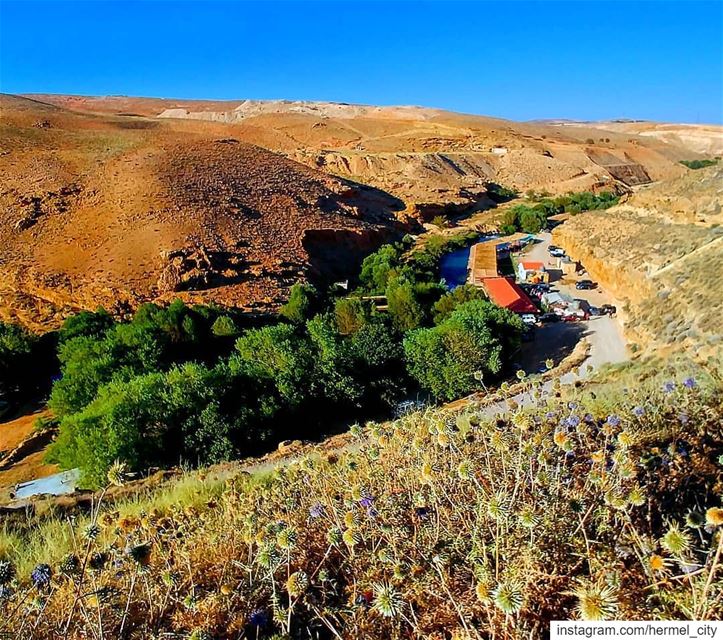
[359, 244, 402, 293]
[279, 283, 319, 324]
[403, 300, 523, 401]
[232, 324, 314, 406]
[334, 297, 371, 336]
[211, 315, 238, 337]
[386, 278, 425, 332]
[432, 285, 486, 324]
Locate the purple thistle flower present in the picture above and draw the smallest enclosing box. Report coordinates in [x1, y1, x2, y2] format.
[606, 414, 621, 427]
[565, 415, 581, 428]
[567, 402, 578, 410]
[31, 564, 52, 588]
[663, 381, 676, 393]
[545, 411, 557, 420]
[309, 503, 325, 519]
[583, 413, 595, 424]
[359, 496, 374, 509]
[632, 406, 645, 417]
[248, 609, 269, 627]
[683, 377, 697, 389]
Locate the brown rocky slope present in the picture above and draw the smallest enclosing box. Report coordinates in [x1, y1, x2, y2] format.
[553, 166, 723, 357]
[0, 95, 405, 330]
[29, 95, 704, 210]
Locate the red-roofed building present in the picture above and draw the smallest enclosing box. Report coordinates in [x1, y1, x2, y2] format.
[482, 277, 538, 314]
[517, 260, 548, 284]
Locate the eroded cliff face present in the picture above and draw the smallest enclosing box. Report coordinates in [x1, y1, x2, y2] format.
[553, 166, 723, 356]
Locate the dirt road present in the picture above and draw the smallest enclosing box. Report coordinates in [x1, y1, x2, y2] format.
[520, 232, 628, 376]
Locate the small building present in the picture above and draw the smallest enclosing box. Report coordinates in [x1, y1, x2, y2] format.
[517, 260, 549, 284]
[482, 277, 538, 314]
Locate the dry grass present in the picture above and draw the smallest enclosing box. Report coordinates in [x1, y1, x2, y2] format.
[0, 359, 721, 638]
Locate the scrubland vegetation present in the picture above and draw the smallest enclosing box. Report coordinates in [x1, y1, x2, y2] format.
[0, 357, 721, 638]
[680, 158, 719, 170]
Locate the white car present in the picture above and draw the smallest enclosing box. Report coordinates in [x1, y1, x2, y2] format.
[521, 314, 538, 325]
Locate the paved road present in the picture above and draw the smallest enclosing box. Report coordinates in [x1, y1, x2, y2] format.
[519, 232, 628, 377]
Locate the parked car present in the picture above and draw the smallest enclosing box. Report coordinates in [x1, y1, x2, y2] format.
[520, 313, 538, 326]
[540, 312, 560, 323]
[562, 314, 579, 322]
[588, 306, 601, 316]
[576, 279, 597, 290]
[548, 245, 561, 253]
[549, 248, 566, 258]
[600, 304, 617, 316]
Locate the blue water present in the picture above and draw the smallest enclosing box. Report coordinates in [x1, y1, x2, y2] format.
[13, 469, 80, 500]
[439, 247, 471, 289]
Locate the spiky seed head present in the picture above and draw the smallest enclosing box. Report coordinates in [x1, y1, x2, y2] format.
[518, 507, 540, 529]
[128, 543, 152, 566]
[326, 528, 343, 546]
[421, 462, 434, 484]
[437, 432, 450, 447]
[276, 526, 297, 550]
[342, 527, 360, 548]
[457, 459, 473, 480]
[487, 495, 509, 521]
[706, 507, 723, 527]
[0, 560, 15, 585]
[83, 523, 101, 541]
[475, 581, 491, 603]
[573, 581, 618, 620]
[661, 522, 692, 556]
[107, 460, 128, 487]
[627, 487, 646, 507]
[372, 581, 403, 618]
[344, 511, 356, 528]
[492, 581, 524, 614]
[59, 554, 80, 576]
[617, 431, 634, 447]
[286, 571, 309, 597]
[256, 544, 281, 569]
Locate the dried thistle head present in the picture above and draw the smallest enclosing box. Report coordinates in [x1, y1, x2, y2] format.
[492, 580, 524, 614]
[372, 581, 403, 618]
[573, 580, 618, 620]
[661, 522, 692, 556]
[107, 460, 128, 487]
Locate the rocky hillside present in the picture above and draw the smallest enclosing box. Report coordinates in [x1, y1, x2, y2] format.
[28, 95, 699, 209]
[0, 95, 404, 330]
[553, 166, 723, 356]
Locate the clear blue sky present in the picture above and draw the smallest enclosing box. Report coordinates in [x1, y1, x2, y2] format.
[1, 0, 721, 123]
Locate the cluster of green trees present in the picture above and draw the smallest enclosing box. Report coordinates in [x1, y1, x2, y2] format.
[680, 158, 719, 170]
[501, 191, 619, 234]
[45, 238, 523, 487]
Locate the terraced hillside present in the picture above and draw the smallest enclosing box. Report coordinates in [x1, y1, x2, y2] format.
[553, 166, 723, 357]
[0, 95, 404, 330]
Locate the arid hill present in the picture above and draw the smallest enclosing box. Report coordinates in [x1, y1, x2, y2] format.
[553, 165, 723, 357]
[28, 95, 705, 210]
[0, 94, 404, 330]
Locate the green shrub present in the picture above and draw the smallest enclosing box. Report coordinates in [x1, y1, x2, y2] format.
[680, 158, 718, 170]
